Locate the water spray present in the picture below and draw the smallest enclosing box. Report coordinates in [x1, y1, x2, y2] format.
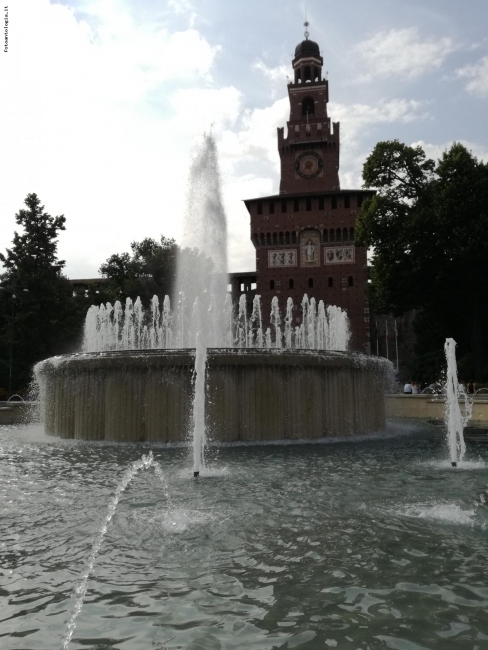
[444, 338, 472, 468]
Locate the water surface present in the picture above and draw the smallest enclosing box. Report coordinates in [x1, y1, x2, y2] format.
[1, 421, 488, 649]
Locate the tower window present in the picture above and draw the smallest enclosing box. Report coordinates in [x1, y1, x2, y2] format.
[336, 228, 341, 241]
[344, 194, 350, 209]
[319, 196, 324, 210]
[343, 227, 348, 241]
[257, 201, 262, 215]
[269, 201, 275, 214]
[291, 231, 297, 244]
[294, 199, 300, 212]
[323, 229, 328, 242]
[285, 231, 290, 244]
[302, 97, 315, 116]
[281, 199, 287, 213]
[306, 198, 312, 211]
[330, 229, 335, 242]
[270, 280, 275, 290]
[328, 277, 334, 288]
[348, 276, 354, 287]
[350, 227, 355, 241]
[357, 194, 363, 208]
[331, 196, 337, 209]
[289, 279, 294, 289]
[308, 278, 314, 288]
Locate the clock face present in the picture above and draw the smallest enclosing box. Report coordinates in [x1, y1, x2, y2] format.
[295, 151, 323, 179]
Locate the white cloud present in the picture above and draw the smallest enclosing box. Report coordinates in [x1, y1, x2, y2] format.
[220, 98, 288, 172]
[410, 140, 488, 163]
[354, 28, 457, 81]
[253, 59, 290, 83]
[332, 99, 429, 188]
[455, 55, 488, 96]
[0, 0, 234, 279]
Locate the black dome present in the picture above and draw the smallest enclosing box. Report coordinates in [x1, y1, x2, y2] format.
[294, 39, 320, 58]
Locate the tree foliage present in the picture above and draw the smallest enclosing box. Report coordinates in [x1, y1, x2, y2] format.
[0, 194, 86, 392]
[356, 141, 488, 380]
[99, 236, 179, 305]
[99, 236, 214, 307]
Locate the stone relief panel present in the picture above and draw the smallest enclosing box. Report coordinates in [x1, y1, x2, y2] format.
[268, 250, 297, 268]
[300, 230, 320, 267]
[324, 246, 355, 265]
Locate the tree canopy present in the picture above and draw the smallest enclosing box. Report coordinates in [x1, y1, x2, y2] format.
[99, 236, 179, 305]
[99, 236, 214, 307]
[356, 141, 488, 380]
[0, 194, 85, 393]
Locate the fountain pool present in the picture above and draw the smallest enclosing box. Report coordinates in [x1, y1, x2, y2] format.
[2, 421, 488, 648]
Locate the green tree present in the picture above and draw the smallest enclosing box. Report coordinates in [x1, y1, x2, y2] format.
[99, 236, 214, 308]
[356, 141, 488, 380]
[0, 194, 84, 392]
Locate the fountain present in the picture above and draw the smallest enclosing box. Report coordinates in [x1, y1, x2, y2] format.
[7, 139, 487, 648]
[34, 133, 390, 457]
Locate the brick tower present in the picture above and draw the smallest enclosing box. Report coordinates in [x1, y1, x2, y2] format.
[244, 27, 372, 352]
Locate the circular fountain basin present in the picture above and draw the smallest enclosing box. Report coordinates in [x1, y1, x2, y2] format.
[36, 348, 389, 442]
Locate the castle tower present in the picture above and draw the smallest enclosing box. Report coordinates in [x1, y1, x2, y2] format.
[244, 27, 373, 352]
[278, 28, 340, 193]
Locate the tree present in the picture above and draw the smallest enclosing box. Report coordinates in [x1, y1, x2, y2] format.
[99, 236, 179, 304]
[99, 236, 213, 307]
[356, 141, 488, 380]
[0, 194, 85, 392]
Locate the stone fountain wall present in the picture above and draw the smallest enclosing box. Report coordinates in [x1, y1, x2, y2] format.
[37, 349, 388, 442]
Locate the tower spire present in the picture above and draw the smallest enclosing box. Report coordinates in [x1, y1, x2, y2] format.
[304, 21, 310, 40]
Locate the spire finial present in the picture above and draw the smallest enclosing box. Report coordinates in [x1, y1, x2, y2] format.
[304, 21, 310, 40]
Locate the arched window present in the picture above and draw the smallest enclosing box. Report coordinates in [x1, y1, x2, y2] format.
[323, 229, 329, 242]
[285, 231, 290, 244]
[330, 229, 335, 242]
[291, 231, 297, 244]
[289, 279, 294, 289]
[273, 232, 278, 245]
[279, 232, 284, 245]
[270, 280, 275, 290]
[328, 277, 334, 288]
[343, 227, 348, 241]
[260, 233, 265, 246]
[350, 227, 355, 241]
[266, 233, 271, 245]
[302, 97, 315, 116]
[348, 276, 354, 287]
[308, 278, 314, 288]
[304, 65, 311, 82]
[336, 228, 342, 242]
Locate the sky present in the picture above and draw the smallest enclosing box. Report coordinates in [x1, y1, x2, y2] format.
[1, 0, 488, 279]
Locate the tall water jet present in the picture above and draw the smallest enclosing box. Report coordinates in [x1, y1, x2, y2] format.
[173, 132, 228, 347]
[172, 132, 229, 473]
[444, 338, 472, 467]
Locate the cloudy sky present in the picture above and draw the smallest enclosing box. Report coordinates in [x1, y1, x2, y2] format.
[2, 0, 487, 279]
